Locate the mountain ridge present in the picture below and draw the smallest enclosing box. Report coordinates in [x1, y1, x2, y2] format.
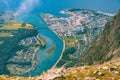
[75, 10, 120, 66]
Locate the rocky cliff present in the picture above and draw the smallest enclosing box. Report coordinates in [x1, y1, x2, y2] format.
[75, 10, 120, 66]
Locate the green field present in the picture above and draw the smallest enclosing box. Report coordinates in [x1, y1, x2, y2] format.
[0, 33, 12, 37]
[0, 21, 34, 30]
[64, 36, 77, 47]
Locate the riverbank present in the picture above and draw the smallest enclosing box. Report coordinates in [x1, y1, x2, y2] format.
[15, 14, 64, 76]
[40, 14, 65, 68]
[52, 35, 65, 68]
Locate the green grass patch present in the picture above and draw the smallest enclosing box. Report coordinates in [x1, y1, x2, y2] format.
[0, 21, 22, 30]
[25, 24, 34, 29]
[64, 36, 77, 47]
[0, 21, 34, 30]
[0, 32, 12, 37]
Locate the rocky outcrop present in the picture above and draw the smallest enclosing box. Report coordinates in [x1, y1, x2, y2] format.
[53, 59, 120, 80]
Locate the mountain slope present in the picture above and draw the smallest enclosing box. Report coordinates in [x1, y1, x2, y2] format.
[53, 10, 120, 80]
[76, 10, 120, 66]
[54, 59, 120, 80]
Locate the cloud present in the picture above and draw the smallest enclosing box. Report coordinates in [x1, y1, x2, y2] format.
[14, 0, 40, 16]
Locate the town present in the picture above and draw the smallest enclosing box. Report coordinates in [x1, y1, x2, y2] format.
[41, 9, 113, 68]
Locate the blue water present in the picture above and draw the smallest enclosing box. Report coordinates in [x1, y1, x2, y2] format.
[16, 14, 63, 76]
[0, 0, 120, 77]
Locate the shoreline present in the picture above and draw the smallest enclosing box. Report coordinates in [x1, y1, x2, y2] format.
[52, 34, 65, 68]
[40, 14, 65, 69]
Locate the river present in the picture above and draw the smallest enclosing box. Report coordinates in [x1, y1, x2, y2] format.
[16, 14, 64, 76]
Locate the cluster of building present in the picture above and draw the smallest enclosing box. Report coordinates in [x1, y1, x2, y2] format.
[41, 9, 113, 37]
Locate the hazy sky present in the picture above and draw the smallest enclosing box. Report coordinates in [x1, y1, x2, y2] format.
[0, 0, 120, 14]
